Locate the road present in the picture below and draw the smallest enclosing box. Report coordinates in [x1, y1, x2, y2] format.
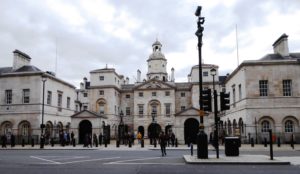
[0, 149, 300, 174]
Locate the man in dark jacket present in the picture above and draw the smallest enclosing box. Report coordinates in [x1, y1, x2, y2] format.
[159, 132, 167, 156]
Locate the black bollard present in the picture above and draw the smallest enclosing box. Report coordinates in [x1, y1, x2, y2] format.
[22, 139, 25, 147]
[129, 140, 132, 148]
[277, 137, 281, 147]
[104, 139, 107, 148]
[50, 138, 54, 147]
[116, 140, 119, 148]
[190, 143, 193, 156]
[269, 129, 273, 160]
[72, 138, 76, 147]
[175, 138, 178, 147]
[250, 138, 254, 147]
[264, 138, 267, 147]
[31, 138, 34, 147]
[141, 139, 144, 148]
[154, 138, 157, 148]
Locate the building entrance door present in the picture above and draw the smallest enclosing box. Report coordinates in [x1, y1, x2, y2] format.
[79, 120, 92, 144]
[184, 118, 199, 144]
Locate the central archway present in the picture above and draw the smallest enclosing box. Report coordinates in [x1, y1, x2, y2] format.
[148, 123, 161, 139]
[79, 120, 92, 144]
[184, 118, 199, 144]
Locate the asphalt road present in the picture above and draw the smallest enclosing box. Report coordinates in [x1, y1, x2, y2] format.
[0, 149, 300, 174]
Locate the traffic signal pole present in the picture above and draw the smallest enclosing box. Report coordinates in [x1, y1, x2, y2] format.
[213, 89, 219, 158]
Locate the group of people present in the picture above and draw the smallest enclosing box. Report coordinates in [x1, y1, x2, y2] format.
[84, 133, 107, 148]
[1, 134, 15, 148]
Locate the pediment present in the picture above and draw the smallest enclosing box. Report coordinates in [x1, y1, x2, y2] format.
[135, 79, 175, 90]
[71, 110, 107, 119]
[175, 107, 200, 117]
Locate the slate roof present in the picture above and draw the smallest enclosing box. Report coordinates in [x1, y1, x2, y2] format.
[260, 53, 300, 61]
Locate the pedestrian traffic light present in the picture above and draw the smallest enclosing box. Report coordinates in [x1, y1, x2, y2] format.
[202, 89, 212, 112]
[220, 92, 230, 111]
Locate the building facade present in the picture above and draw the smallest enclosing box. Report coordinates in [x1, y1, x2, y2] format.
[222, 34, 300, 143]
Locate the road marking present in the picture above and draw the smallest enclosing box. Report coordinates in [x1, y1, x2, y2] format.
[105, 156, 184, 165]
[30, 156, 120, 165]
[61, 157, 121, 164]
[30, 156, 61, 164]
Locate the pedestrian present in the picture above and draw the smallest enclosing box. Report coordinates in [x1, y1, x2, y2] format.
[137, 132, 142, 144]
[99, 133, 103, 146]
[1, 134, 7, 148]
[159, 132, 167, 157]
[10, 133, 15, 147]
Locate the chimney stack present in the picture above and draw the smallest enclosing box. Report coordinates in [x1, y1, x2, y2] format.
[12, 50, 31, 70]
[272, 33, 289, 57]
[137, 69, 141, 82]
[171, 67, 175, 82]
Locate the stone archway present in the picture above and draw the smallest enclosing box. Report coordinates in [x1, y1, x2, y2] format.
[138, 126, 145, 137]
[79, 120, 92, 144]
[184, 118, 199, 144]
[148, 123, 161, 139]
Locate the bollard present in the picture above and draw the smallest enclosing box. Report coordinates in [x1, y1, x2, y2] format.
[154, 138, 157, 148]
[116, 140, 119, 148]
[141, 139, 144, 148]
[264, 138, 267, 147]
[31, 138, 35, 147]
[22, 139, 25, 147]
[190, 143, 193, 156]
[269, 129, 273, 160]
[129, 140, 132, 148]
[175, 138, 178, 147]
[250, 138, 254, 147]
[104, 139, 107, 148]
[72, 139, 76, 147]
[50, 138, 54, 147]
[277, 137, 281, 147]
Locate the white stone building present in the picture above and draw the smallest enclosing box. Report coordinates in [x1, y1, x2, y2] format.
[222, 34, 300, 143]
[0, 50, 77, 144]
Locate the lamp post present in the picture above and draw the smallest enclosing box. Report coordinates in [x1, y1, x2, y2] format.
[195, 6, 208, 159]
[119, 110, 124, 144]
[210, 67, 219, 158]
[40, 74, 47, 149]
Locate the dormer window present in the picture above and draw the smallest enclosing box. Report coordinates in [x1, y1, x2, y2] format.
[99, 76, 104, 81]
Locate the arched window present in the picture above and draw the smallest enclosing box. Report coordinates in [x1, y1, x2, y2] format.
[3, 122, 12, 135]
[19, 121, 30, 136]
[285, 120, 294, 133]
[261, 120, 270, 132]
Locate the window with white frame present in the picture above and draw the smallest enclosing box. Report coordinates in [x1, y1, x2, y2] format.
[181, 106, 186, 111]
[181, 92, 185, 97]
[23, 89, 30, 103]
[285, 120, 294, 132]
[138, 104, 144, 117]
[67, 97, 70, 109]
[165, 103, 171, 117]
[203, 71, 208, 76]
[259, 80, 268, 96]
[5, 90, 12, 104]
[261, 120, 270, 132]
[126, 107, 130, 116]
[99, 104, 105, 114]
[99, 76, 104, 81]
[139, 92, 143, 97]
[99, 90, 104, 95]
[152, 92, 156, 97]
[283, 80, 292, 96]
[57, 92, 63, 111]
[238, 84, 242, 100]
[47, 91, 52, 105]
[165, 91, 170, 96]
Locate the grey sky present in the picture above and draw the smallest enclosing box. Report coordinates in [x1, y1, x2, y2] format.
[1, 0, 300, 87]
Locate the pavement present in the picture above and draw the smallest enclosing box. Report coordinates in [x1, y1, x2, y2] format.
[1, 141, 300, 165]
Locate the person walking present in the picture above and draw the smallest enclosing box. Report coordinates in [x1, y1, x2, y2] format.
[159, 132, 167, 157]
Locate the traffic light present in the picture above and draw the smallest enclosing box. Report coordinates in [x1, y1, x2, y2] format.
[202, 89, 212, 112]
[220, 92, 230, 111]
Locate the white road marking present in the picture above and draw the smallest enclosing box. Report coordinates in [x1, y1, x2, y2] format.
[105, 156, 184, 165]
[30, 156, 120, 165]
[61, 157, 121, 164]
[30, 156, 62, 164]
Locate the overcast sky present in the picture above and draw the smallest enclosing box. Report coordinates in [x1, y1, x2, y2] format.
[1, 0, 300, 87]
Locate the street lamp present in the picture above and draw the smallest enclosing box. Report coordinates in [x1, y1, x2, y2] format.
[195, 5, 208, 159]
[40, 74, 47, 149]
[210, 67, 219, 158]
[119, 110, 124, 144]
